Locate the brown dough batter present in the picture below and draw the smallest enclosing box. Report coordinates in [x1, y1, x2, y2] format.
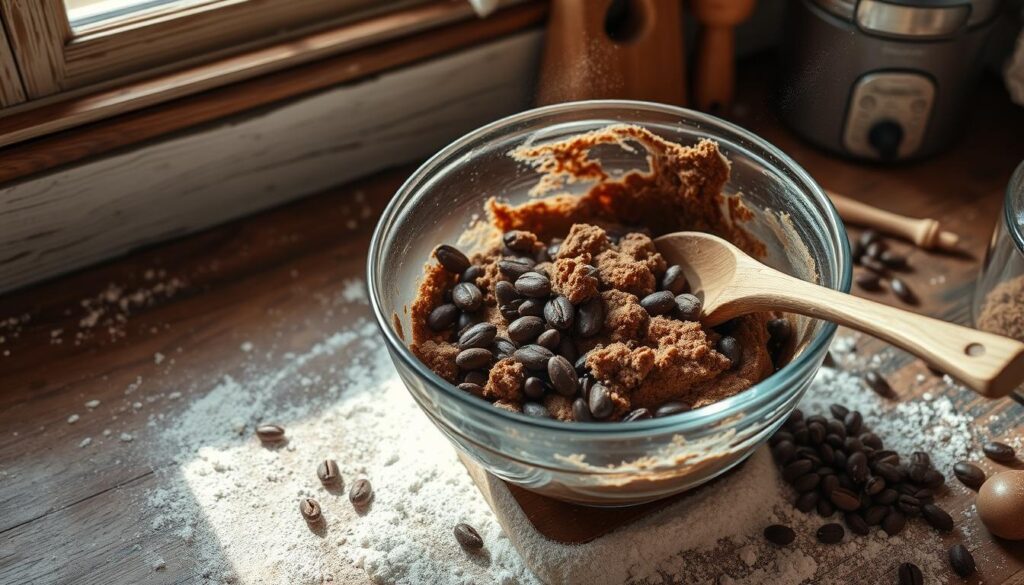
[407, 125, 776, 422]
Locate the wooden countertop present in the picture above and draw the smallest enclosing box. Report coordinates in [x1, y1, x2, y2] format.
[1, 58, 1023, 584]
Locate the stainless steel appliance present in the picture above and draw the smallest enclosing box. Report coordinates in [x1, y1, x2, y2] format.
[778, 0, 1003, 161]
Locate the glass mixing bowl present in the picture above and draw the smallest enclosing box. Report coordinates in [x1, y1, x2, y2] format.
[368, 101, 851, 506]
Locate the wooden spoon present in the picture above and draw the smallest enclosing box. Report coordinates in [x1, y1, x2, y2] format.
[654, 231, 1024, 398]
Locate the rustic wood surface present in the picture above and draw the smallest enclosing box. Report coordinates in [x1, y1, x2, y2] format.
[1, 56, 1023, 584]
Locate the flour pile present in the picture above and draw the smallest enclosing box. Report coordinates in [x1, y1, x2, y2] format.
[145, 285, 992, 584]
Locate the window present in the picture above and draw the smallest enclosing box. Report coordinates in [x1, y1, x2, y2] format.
[0, 0, 435, 102]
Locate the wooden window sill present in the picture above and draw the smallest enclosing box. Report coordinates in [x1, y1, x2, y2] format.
[0, 0, 546, 184]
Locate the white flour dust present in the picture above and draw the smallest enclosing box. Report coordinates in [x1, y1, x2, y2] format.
[144, 291, 995, 585]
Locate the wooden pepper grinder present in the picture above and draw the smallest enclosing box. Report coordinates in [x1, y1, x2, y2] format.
[691, 0, 756, 113]
[536, 0, 686, 106]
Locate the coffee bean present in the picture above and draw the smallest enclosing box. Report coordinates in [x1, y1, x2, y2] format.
[763, 524, 796, 545]
[818, 443, 835, 463]
[907, 462, 929, 483]
[513, 344, 553, 371]
[882, 510, 906, 536]
[920, 469, 945, 489]
[820, 474, 840, 496]
[492, 337, 517, 359]
[574, 352, 591, 375]
[460, 265, 483, 284]
[855, 272, 882, 291]
[817, 499, 835, 517]
[897, 494, 921, 515]
[787, 409, 804, 426]
[795, 491, 819, 513]
[914, 488, 934, 505]
[548, 355, 578, 397]
[544, 296, 575, 331]
[557, 336, 578, 362]
[640, 291, 676, 316]
[459, 312, 485, 335]
[843, 411, 863, 434]
[588, 383, 613, 419]
[794, 473, 821, 492]
[674, 294, 702, 321]
[452, 282, 483, 312]
[456, 348, 492, 370]
[953, 461, 985, 490]
[524, 376, 546, 400]
[508, 316, 546, 344]
[518, 299, 546, 317]
[515, 272, 552, 298]
[816, 523, 844, 544]
[865, 505, 889, 526]
[890, 277, 917, 305]
[922, 504, 953, 532]
[792, 425, 809, 445]
[859, 229, 880, 248]
[862, 370, 893, 397]
[844, 512, 869, 536]
[718, 336, 742, 369]
[873, 462, 905, 484]
[434, 245, 470, 274]
[880, 250, 907, 270]
[783, 459, 815, 483]
[829, 488, 861, 512]
[983, 441, 1016, 463]
[523, 402, 550, 418]
[861, 255, 888, 274]
[572, 398, 593, 422]
[499, 305, 519, 322]
[765, 317, 792, 343]
[537, 329, 560, 350]
[453, 522, 484, 551]
[576, 296, 605, 338]
[874, 491, 897, 508]
[498, 257, 536, 279]
[427, 303, 459, 331]
[866, 240, 887, 259]
[948, 544, 976, 577]
[807, 414, 827, 427]
[772, 440, 796, 463]
[317, 459, 341, 486]
[871, 449, 899, 465]
[655, 401, 691, 417]
[502, 230, 534, 253]
[860, 432, 883, 450]
[547, 239, 562, 259]
[847, 451, 868, 484]
[770, 431, 792, 446]
[349, 478, 373, 507]
[864, 476, 886, 496]
[807, 422, 825, 445]
[299, 497, 322, 523]
[827, 421, 846, 441]
[495, 281, 519, 306]
[459, 322, 497, 349]
[458, 382, 485, 397]
[622, 408, 652, 422]
[661, 265, 687, 294]
[256, 424, 285, 443]
[843, 434, 863, 453]
[898, 562, 923, 585]
[464, 370, 488, 386]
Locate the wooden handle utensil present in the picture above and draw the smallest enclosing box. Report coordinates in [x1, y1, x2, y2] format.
[828, 190, 961, 252]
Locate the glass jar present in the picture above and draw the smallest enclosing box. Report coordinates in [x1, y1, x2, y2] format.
[973, 161, 1024, 341]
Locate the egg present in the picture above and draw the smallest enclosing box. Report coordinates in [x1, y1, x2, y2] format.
[978, 470, 1024, 540]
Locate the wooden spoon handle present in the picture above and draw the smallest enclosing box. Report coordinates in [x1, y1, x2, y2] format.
[738, 271, 1024, 398]
[827, 191, 960, 252]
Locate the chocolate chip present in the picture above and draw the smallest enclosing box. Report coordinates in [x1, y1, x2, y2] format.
[622, 408, 652, 422]
[654, 401, 691, 417]
[498, 257, 536, 279]
[523, 402, 550, 418]
[427, 303, 459, 331]
[349, 478, 373, 507]
[508, 316, 546, 344]
[661, 265, 687, 294]
[948, 544, 976, 577]
[674, 293, 702, 321]
[890, 277, 917, 305]
[921, 503, 953, 532]
[537, 329, 560, 350]
[460, 265, 483, 284]
[502, 230, 535, 253]
[299, 498, 322, 523]
[763, 524, 795, 545]
[717, 336, 742, 369]
[816, 523, 844, 544]
[864, 370, 893, 397]
[434, 245, 470, 274]
[588, 383, 613, 419]
[640, 291, 676, 316]
[983, 441, 1016, 463]
[572, 398, 593, 421]
[452, 282, 483, 312]
[518, 299, 546, 317]
[459, 322, 497, 349]
[547, 355, 579, 397]
[317, 459, 341, 486]
[256, 424, 285, 443]
[953, 461, 985, 490]
[897, 562, 923, 585]
[576, 296, 604, 338]
[456, 348, 492, 370]
[513, 344, 554, 371]
[855, 272, 882, 291]
[495, 281, 519, 306]
[544, 296, 575, 331]
[453, 523, 484, 551]
[515, 272, 552, 298]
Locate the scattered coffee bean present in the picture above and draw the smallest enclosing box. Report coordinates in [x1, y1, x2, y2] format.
[452, 282, 483, 312]
[844, 512, 869, 536]
[537, 329, 561, 350]
[863, 370, 893, 397]
[317, 459, 341, 486]
[817, 500, 835, 517]
[464, 370, 488, 386]
[547, 239, 562, 259]
[458, 382, 485, 397]
[492, 337, 517, 359]
[796, 491, 819, 513]
[921, 503, 953, 532]
[829, 404, 849, 420]
[544, 296, 575, 331]
[495, 281, 519, 306]
[299, 498, 322, 523]
[948, 544, 976, 577]
[794, 473, 821, 492]
[523, 377, 546, 400]
[548, 355, 579, 397]
[662, 265, 687, 294]
[508, 316, 546, 344]
[518, 298, 546, 317]
[640, 291, 676, 316]
[897, 562, 923, 585]
[434, 245, 470, 274]
[844, 410, 863, 434]
[427, 303, 459, 331]
[865, 241, 886, 259]
[513, 344, 553, 371]
[890, 277, 917, 305]
[864, 475, 886, 496]
[588, 383, 613, 419]
[865, 505, 889, 526]
[772, 441, 796, 464]
[855, 272, 882, 291]
[576, 296, 605, 338]
[460, 264, 483, 284]
[861, 255, 888, 274]
[882, 510, 906, 536]
[256, 424, 285, 443]
[829, 488, 861, 512]
[502, 230, 534, 253]
[876, 489, 898, 505]
[718, 336, 742, 369]
[459, 322, 497, 349]
[457, 311, 483, 335]
[674, 294, 702, 321]
[880, 250, 907, 270]
[523, 402, 551, 418]
[456, 348, 493, 370]
[816, 523, 844, 544]
[859, 229, 880, 248]
[920, 469, 945, 489]
[983, 441, 1016, 463]
[767, 318, 792, 344]
[655, 401, 691, 417]
[349, 478, 373, 507]
[860, 432, 883, 450]
[897, 494, 921, 515]
[454, 522, 484, 551]
[873, 462, 905, 484]
[572, 398, 593, 422]
[557, 336, 578, 362]
[953, 461, 986, 490]
[515, 272, 552, 298]
[763, 524, 796, 545]
[622, 408, 652, 422]
[783, 459, 815, 483]
[498, 257, 536, 279]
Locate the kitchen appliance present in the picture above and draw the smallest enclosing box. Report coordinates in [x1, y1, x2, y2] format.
[778, 0, 1003, 162]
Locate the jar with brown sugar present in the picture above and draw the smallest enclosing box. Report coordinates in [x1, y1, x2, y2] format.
[974, 161, 1024, 341]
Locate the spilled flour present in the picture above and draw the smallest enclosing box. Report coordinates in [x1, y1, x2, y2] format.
[145, 285, 995, 584]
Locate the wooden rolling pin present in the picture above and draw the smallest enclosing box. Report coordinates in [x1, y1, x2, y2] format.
[827, 190, 961, 252]
[690, 0, 757, 112]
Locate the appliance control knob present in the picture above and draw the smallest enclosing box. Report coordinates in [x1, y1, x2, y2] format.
[867, 120, 903, 160]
